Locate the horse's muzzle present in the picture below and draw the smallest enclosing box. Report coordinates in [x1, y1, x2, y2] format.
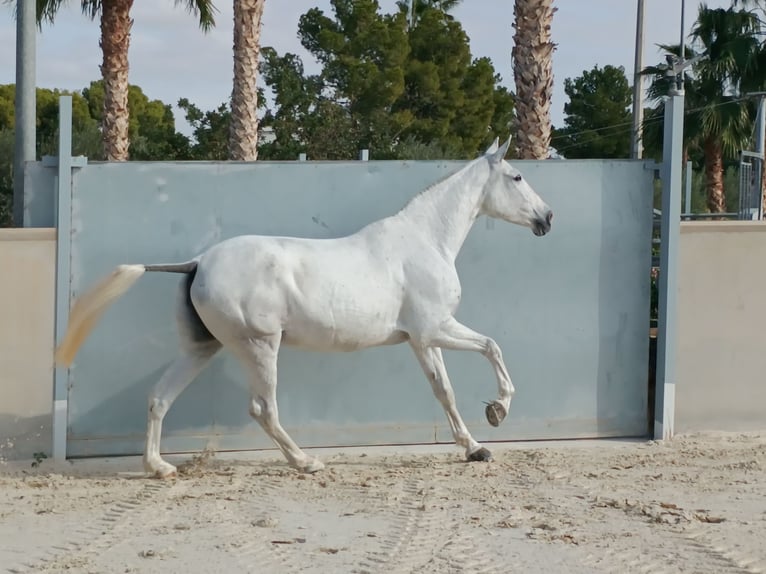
[532, 210, 553, 236]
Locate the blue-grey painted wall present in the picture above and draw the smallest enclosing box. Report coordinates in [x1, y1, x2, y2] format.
[37, 158, 654, 457]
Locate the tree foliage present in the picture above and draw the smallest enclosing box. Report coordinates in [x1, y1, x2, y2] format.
[2, 1, 518, 222]
[551, 64, 633, 159]
[641, 5, 762, 213]
[258, 0, 514, 160]
[0, 82, 194, 225]
[26, 0, 217, 160]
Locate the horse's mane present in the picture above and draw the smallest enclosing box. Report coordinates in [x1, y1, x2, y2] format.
[394, 156, 483, 215]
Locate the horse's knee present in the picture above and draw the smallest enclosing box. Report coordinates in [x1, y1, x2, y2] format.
[148, 396, 169, 419]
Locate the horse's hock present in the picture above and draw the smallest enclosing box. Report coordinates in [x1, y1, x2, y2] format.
[22, 157, 656, 460]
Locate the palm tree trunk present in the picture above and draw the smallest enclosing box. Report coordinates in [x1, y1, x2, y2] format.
[704, 137, 726, 213]
[100, 0, 134, 161]
[229, 0, 265, 161]
[512, 0, 556, 159]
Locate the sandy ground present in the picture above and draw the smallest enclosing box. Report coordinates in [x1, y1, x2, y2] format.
[0, 431, 764, 574]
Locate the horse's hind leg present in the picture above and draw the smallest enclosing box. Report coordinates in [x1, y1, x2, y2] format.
[230, 335, 324, 474]
[410, 344, 492, 462]
[143, 342, 220, 478]
[143, 274, 222, 478]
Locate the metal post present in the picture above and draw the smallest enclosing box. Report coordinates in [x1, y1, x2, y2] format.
[744, 92, 766, 219]
[756, 96, 765, 158]
[756, 97, 765, 220]
[359, 149, 369, 161]
[680, 0, 686, 64]
[654, 91, 684, 441]
[52, 96, 73, 463]
[684, 160, 692, 217]
[631, 0, 645, 159]
[13, 0, 37, 227]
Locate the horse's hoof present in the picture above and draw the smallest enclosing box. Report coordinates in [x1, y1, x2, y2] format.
[467, 447, 494, 462]
[298, 457, 325, 474]
[149, 462, 177, 480]
[485, 400, 507, 427]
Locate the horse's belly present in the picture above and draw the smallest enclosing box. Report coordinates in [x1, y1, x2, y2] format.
[282, 298, 405, 352]
[282, 326, 408, 352]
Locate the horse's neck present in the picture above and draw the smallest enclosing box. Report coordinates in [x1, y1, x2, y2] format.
[395, 160, 487, 261]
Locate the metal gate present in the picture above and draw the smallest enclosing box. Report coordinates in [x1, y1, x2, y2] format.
[27, 113, 656, 458]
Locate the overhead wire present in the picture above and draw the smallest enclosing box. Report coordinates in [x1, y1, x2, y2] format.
[550, 95, 754, 156]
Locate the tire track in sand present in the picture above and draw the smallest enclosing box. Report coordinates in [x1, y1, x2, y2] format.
[435, 525, 505, 574]
[682, 527, 766, 574]
[574, 482, 758, 574]
[353, 478, 451, 574]
[217, 470, 306, 574]
[6, 479, 180, 574]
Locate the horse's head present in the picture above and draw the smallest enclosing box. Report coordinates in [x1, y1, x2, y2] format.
[480, 136, 553, 237]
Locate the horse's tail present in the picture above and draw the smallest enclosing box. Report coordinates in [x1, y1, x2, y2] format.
[54, 261, 198, 367]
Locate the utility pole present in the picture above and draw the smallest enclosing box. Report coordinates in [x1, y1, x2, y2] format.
[631, 0, 645, 159]
[754, 94, 765, 162]
[13, 0, 37, 227]
[680, 0, 685, 59]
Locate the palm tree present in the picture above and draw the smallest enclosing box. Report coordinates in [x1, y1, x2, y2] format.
[512, 0, 556, 159]
[642, 6, 760, 213]
[36, 1, 217, 161]
[395, 0, 462, 27]
[228, 0, 265, 161]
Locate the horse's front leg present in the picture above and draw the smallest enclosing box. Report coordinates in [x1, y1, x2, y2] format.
[428, 317, 515, 428]
[409, 343, 493, 462]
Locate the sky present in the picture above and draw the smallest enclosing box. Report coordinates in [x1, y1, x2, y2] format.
[0, 0, 733, 137]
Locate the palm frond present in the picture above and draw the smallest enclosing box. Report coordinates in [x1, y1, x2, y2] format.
[174, 0, 218, 32]
[78, 0, 101, 20]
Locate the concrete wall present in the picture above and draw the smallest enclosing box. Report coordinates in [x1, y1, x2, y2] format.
[676, 221, 766, 433]
[0, 229, 55, 461]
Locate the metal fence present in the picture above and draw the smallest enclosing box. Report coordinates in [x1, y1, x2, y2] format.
[738, 151, 764, 221]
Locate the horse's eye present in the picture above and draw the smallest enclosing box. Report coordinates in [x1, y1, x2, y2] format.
[513, 175, 522, 182]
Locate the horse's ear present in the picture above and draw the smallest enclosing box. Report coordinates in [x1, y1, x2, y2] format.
[489, 134, 512, 163]
[484, 137, 499, 155]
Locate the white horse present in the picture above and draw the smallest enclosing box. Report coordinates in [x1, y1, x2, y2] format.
[55, 135, 553, 478]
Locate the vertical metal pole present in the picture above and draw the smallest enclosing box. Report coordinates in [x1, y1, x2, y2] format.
[757, 98, 765, 220]
[654, 92, 684, 441]
[680, 0, 686, 63]
[359, 149, 369, 161]
[756, 97, 765, 158]
[684, 160, 692, 217]
[53, 96, 73, 463]
[631, 0, 645, 159]
[13, 0, 37, 227]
